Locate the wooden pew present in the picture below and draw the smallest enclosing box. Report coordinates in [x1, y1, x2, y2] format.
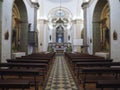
[0, 63, 48, 81]
[0, 68, 40, 90]
[7, 59, 51, 68]
[7, 59, 49, 64]
[15, 56, 53, 65]
[79, 67, 120, 90]
[0, 79, 30, 90]
[65, 52, 104, 60]
[75, 62, 120, 79]
[70, 59, 113, 72]
[96, 80, 120, 90]
[76, 62, 120, 67]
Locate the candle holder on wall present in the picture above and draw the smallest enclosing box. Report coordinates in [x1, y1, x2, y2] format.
[68, 35, 70, 41]
[49, 35, 51, 41]
[5, 30, 9, 40]
[113, 30, 117, 40]
[40, 43, 42, 46]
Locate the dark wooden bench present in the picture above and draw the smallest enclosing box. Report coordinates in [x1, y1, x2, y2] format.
[7, 59, 49, 64]
[96, 80, 120, 90]
[0, 62, 48, 81]
[7, 59, 51, 69]
[0, 79, 30, 90]
[0, 68, 40, 90]
[79, 67, 120, 90]
[74, 62, 120, 78]
[70, 59, 113, 72]
[76, 62, 120, 68]
[15, 56, 53, 65]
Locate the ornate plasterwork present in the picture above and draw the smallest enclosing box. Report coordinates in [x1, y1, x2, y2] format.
[48, 7, 72, 29]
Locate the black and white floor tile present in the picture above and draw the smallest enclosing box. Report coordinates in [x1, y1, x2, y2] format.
[44, 56, 78, 90]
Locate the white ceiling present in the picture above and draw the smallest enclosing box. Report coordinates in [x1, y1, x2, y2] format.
[38, 0, 84, 20]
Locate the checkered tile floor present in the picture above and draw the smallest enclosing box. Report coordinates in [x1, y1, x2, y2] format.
[44, 56, 78, 90]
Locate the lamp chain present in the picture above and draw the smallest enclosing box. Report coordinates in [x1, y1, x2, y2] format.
[60, 0, 61, 18]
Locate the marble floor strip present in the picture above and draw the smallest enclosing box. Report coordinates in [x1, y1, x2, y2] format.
[44, 55, 78, 90]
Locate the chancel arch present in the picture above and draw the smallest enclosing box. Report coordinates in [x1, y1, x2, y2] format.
[12, 0, 28, 53]
[92, 0, 110, 55]
[48, 7, 72, 43]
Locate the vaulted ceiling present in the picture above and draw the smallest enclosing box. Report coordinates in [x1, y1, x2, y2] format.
[37, 0, 84, 20]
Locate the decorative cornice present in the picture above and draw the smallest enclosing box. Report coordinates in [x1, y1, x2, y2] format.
[32, 2, 40, 9]
[81, 2, 89, 9]
[37, 19, 49, 23]
[72, 19, 83, 24]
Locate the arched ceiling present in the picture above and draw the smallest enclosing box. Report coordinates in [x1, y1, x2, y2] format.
[38, 0, 84, 20]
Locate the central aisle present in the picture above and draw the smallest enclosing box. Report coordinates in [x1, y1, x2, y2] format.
[45, 56, 78, 90]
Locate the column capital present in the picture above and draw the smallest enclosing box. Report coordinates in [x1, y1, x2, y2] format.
[32, 2, 39, 9]
[81, 2, 89, 9]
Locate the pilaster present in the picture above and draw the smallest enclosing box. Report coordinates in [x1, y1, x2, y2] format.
[82, 2, 89, 53]
[0, 0, 2, 61]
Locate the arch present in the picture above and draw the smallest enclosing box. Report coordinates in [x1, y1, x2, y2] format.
[48, 7, 72, 43]
[92, 0, 110, 54]
[48, 7, 73, 18]
[56, 25, 64, 43]
[12, 0, 28, 53]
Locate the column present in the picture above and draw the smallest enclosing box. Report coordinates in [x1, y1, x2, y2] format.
[82, 2, 89, 53]
[0, 0, 2, 60]
[38, 19, 44, 52]
[32, 2, 39, 53]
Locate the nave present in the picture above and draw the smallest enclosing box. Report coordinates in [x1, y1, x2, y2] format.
[44, 55, 78, 90]
[0, 52, 120, 90]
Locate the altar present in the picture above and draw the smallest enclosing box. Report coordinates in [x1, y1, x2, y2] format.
[48, 42, 71, 54]
[55, 48, 65, 54]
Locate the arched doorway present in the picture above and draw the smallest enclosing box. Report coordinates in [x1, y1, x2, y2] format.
[93, 0, 110, 55]
[12, 0, 28, 53]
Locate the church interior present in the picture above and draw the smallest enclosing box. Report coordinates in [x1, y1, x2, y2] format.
[0, 0, 120, 90]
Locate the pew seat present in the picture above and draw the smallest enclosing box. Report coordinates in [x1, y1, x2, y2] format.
[96, 80, 120, 90]
[79, 67, 120, 90]
[0, 79, 30, 89]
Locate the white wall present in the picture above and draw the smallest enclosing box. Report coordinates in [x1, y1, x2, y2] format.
[109, 0, 120, 62]
[1, 0, 36, 62]
[85, 0, 120, 61]
[1, 0, 13, 62]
